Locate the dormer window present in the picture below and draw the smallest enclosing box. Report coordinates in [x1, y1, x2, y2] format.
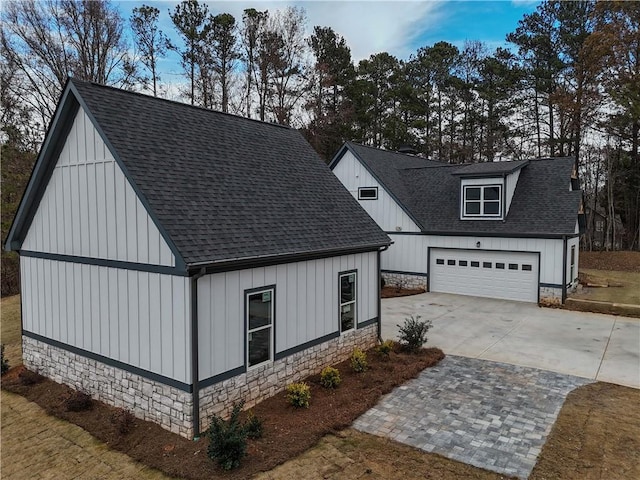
[463, 185, 502, 218]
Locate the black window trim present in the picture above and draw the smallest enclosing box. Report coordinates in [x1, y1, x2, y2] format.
[358, 186, 378, 200]
[339, 269, 357, 334]
[245, 285, 276, 370]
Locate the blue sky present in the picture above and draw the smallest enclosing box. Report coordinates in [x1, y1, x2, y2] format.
[117, 1, 541, 64]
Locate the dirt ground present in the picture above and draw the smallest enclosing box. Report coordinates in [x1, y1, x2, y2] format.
[574, 269, 640, 305]
[580, 251, 640, 273]
[1, 295, 22, 367]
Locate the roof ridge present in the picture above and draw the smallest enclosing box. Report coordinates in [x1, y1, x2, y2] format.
[70, 77, 294, 131]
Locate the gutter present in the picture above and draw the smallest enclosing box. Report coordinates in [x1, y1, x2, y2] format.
[190, 267, 206, 439]
[377, 245, 390, 342]
[561, 236, 568, 304]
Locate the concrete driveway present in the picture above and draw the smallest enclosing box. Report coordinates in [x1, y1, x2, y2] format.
[381, 292, 640, 388]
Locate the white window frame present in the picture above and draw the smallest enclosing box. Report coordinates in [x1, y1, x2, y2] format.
[358, 187, 378, 200]
[246, 287, 274, 369]
[462, 184, 502, 218]
[339, 271, 357, 333]
[570, 245, 576, 282]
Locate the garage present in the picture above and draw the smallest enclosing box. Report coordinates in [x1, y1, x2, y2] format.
[429, 248, 539, 303]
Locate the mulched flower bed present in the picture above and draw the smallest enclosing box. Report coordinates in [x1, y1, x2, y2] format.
[2, 344, 444, 479]
[381, 285, 426, 298]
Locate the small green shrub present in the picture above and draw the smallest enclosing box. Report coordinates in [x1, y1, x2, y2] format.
[1, 344, 9, 375]
[376, 339, 395, 357]
[320, 366, 341, 389]
[207, 401, 248, 470]
[65, 390, 93, 412]
[350, 348, 368, 373]
[397, 315, 432, 352]
[244, 410, 263, 439]
[286, 382, 311, 408]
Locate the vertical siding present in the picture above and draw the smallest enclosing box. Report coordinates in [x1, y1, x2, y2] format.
[20, 257, 191, 384]
[505, 169, 521, 215]
[384, 234, 565, 285]
[332, 151, 420, 232]
[22, 108, 175, 267]
[197, 251, 378, 381]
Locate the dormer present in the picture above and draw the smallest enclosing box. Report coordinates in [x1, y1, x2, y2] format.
[452, 160, 529, 220]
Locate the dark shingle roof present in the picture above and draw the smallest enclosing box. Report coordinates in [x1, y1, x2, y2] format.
[343, 143, 580, 236]
[452, 159, 529, 176]
[70, 80, 390, 266]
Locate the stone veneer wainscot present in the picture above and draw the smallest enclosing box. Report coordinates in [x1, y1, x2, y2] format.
[22, 323, 378, 438]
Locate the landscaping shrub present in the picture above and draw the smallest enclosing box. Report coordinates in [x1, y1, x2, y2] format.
[350, 348, 368, 372]
[244, 410, 263, 439]
[207, 401, 248, 470]
[111, 409, 135, 435]
[376, 339, 395, 357]
[1, 344, 9, 375]
[286, 382, 311, 408]
[18, 369, 43, 386]
[380, 276, 386, 288]
[65, 390, 94, 412]
[320, 366, 341, 389]
[397, 315, 432, 352]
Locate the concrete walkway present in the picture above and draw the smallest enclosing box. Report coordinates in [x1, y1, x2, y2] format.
[381, 292, 640, 388]
[354, 356, 592, 479]
[1, 390, 172, 480]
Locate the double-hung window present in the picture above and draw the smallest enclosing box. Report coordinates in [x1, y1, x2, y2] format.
[463, 185, 502, 217]
[339, 271, 357, 333]
[246, 288, 274, 368]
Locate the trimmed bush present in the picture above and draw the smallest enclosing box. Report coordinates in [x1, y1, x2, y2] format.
[286, 382, 311, 408]
[245, 410, 263, 439]
[1, 344, 9, 375]
[18, 369, 43, 386]
[65, 390, 93, 412]
[320, 366, 341, 389]
[207, 401, 248, 470]
[350, 348, 368, 373]
[111, 409, 135, 435]
[376, 339, 395, 357]
[397, 315, 432, 352]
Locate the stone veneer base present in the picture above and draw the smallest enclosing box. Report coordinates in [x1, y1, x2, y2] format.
[22, 323, 378, 438]
[198, 323, 378, 432]
[382, 272, 428, 290]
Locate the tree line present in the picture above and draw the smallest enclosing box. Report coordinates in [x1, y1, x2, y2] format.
[1, 0, 638, 294]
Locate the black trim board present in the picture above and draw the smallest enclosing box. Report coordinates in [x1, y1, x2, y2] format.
[187, 244, 388, 276]
[386, 231, 577, 240]
[20, 250, 187, 276]
[5, 86, 79, 251]
[358, 317, 379, 328]
[382, 269, 428, 277]
[23, 330, 192, 392]
[274, 331, 340, 360]
[540, 283, 563, 289]
[198, 366, 246, 389]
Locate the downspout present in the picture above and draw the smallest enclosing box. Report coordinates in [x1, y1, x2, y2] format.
[190, 267, 206, 440]
[377, 245, 390, 342]
[561, 236, 568, 304]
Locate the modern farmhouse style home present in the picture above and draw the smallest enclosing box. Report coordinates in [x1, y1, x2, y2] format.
[330, 142, 584, 304]
[5, 79, 391, 438]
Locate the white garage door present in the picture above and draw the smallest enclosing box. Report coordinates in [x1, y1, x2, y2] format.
[430, 249, 539, 303]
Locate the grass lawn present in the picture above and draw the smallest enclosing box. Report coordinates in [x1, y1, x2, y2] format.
[1, 295, 22, 367]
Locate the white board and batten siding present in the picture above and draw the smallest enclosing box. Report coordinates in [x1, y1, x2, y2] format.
[197, 252, 378, 381]
[332, 151, 420, 232]
[20, 256, 192, 384]
[384, 234, 565, 286]
[22, 107, 175, 267]
[505, 170, 521, 216]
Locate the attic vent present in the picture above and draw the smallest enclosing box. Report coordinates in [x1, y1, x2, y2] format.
[397, 145, 418, 155]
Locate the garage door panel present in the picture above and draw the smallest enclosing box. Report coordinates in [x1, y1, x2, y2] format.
[430, 249, 538, 303]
